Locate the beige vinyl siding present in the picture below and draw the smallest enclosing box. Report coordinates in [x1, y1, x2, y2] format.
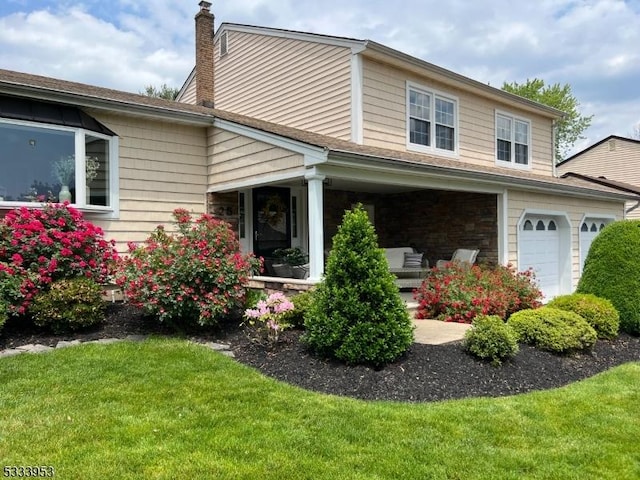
[87, 112, 208, 252]
[507, 189, 624, 289]
[179, 76, 197, 105]
[209, 127, 304, 186]
[557, 139, 640, 218]
[214, 30, 352, 140]
[362, 58, 554, 176]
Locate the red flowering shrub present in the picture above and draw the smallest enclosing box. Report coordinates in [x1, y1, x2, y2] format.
[0, 203, 118, 315]
[414, 263, 542, 323]
[115, 209, 260, 326]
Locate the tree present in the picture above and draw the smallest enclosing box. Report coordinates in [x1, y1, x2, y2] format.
[502, 78, 593, 163]
[140, 84, 179, 101]
[302, 205, 414, 367]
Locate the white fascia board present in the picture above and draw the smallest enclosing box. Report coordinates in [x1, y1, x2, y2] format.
[215, 24, 367, 53]
[213, 118, 328, 165]
[318, 162, 505, 194]
[207, 168, 307, 193]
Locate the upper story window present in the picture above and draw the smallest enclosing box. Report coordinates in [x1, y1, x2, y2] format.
[407, 82, 457, 155]
[0, 96, 118, 212]
[496, 112, 530, 168]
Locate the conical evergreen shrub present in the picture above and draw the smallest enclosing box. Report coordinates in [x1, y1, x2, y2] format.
[302, 205, 414, 366]
[577, 220, 640, 335]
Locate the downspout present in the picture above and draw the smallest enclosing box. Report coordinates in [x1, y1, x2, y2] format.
[552, 119, 558, 177]
[625, 200, 640, 219]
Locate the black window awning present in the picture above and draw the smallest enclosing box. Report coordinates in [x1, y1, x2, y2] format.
[0, 95, 116, 136]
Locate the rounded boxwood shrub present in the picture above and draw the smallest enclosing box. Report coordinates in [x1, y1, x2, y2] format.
[547, 293, 619, 339]
[303, 205, 414, 367]
[30, 277, 105, 333]
[507, 307, 597, 353]
[463, 315, 519, 365]
[577, 220, 640, 335]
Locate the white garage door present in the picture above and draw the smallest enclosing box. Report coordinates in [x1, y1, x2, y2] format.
[580, 220, 607, 272]
[520, 217, 560, 299]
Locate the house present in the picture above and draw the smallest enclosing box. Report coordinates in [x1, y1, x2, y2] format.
[0, 2, 636, 300]
[557, 135, 640, 220]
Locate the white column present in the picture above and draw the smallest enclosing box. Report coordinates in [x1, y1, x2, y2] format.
[305, 172, 325, 282]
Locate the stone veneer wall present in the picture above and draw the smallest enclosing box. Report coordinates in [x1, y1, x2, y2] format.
[323, 189, 498, 267]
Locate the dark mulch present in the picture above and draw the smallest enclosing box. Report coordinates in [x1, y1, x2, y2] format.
[2, 303, 639, 403]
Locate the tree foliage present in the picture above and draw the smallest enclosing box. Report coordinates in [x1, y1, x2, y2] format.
[141, 84, 179, 101]
[502, 78, 593, 162]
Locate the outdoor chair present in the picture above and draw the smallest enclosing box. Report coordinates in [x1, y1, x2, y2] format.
[435, 249, 479, 269]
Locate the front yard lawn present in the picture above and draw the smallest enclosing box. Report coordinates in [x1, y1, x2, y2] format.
[1, 339, 639, 479]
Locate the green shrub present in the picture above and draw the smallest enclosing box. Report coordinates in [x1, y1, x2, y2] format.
[0, 299, 7, 333]
[303, 205, 414, 367]
[30, 278, 105, 333]
[282, 290, 315, 328]
[508, 307, 597, 353]
[463, 315, 519, 365]
[415, 263, 541, 323]
[547, 293, 619, 339]
[577, 220, 640, 335]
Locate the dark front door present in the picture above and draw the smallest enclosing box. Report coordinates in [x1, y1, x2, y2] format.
[253, 187, 291, 258]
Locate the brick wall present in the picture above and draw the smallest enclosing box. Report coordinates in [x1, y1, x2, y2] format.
[323, 189, 498, 266]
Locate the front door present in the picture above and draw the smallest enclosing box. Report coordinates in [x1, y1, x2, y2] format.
[253, 187, 291, 258]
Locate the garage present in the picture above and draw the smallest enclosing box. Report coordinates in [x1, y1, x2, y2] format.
[519, 214, 571, 300]
[579, 218, 611, 272]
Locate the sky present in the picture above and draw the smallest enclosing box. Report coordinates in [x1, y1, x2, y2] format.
[0, 0, 639, 157]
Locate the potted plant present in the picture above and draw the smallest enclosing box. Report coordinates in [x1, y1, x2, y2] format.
[272, 247, 309, 279]
[52, 155, 75, 202]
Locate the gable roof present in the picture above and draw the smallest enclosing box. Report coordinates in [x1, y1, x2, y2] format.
[558, 135, 640, 167]
[0, 68, 633, 202]
[182, 22, 564, 120]
[560, 172, 640, 196]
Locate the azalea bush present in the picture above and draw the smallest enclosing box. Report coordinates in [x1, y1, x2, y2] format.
[0, 203, 118, 315]
[116, 209, 260, 326]
[244, 292, 294, 344]
[415, 263, 542, 323]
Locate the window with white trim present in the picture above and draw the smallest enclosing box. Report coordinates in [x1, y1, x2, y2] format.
[496, 112, 530, 167]
[407, 83, 457, 154]
[0, 118, 117, 209]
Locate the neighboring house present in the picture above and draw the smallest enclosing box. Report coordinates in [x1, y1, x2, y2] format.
[0, 2, 636, 300]
[557, 135, 640, 220]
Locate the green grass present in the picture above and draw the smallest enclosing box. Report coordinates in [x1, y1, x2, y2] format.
[1, 339, 639, 479]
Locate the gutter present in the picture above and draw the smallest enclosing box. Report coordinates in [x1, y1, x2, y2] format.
[327, 148, 636, 201]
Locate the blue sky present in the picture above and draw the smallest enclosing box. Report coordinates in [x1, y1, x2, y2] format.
[1, 0, 639, 156]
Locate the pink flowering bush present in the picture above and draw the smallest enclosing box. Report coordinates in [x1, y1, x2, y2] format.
[415, 263, 542, 323]
[0, 203, 119, 316]
[116, 209, 260, 326]
[244, 292, 295, 344]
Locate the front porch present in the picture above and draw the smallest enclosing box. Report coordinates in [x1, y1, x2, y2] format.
[208, 179, 500, 283]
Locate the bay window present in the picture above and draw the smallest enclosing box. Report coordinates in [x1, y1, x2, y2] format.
[0, 114, 117, 210]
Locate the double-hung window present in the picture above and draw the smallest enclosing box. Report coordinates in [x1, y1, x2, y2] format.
[407, 83, 457, 155]
[0, 96, 119, 213]
[496, 112, 530, 168]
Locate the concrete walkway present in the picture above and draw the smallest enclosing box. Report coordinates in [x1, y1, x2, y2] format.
[401, 292, 472, 345]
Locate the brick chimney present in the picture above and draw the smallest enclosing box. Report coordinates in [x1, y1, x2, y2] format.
[195, 1, 215, 107]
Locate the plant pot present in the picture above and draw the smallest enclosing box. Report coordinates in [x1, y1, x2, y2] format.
[59, 185, 72, 203]
[272, 263, 293, 277]
[291, 264, 309, 279]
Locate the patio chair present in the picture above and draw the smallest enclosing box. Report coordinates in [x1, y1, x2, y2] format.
[436, 249, 479, 269]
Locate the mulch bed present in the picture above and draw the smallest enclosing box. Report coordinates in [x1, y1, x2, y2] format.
[2, 303, 639, 403]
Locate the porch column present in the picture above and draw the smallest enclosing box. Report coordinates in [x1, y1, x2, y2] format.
[305, 172, 325, 282]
